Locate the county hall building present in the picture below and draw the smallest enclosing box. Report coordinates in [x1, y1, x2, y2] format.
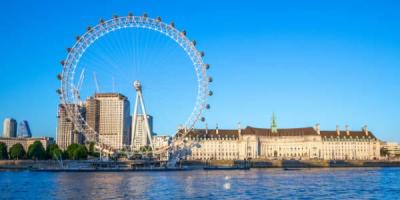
[179, 116, 381, 161]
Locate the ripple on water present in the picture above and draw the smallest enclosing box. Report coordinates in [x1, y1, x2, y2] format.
[0, 168, 400, 199]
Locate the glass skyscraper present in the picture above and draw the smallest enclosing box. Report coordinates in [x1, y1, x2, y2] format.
[18, 120, 32, 138]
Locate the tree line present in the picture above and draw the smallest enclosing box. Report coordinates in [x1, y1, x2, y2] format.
[0, 141, 98, 160]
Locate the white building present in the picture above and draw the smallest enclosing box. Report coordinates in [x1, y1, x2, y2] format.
[152, 135, 172, 160]
[381, 142, 400, 158]
[152, 135, 171, 150]
[96, 93, 131, 150]
[179, 122, 381, 161]
[2, 118, 17, 138]
[131, 115, 153, 150]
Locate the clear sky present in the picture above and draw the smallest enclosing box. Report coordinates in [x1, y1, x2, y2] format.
[0, 0, 399, 141]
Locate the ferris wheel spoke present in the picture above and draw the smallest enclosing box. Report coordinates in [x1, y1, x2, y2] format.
[59, 14, 211, 152]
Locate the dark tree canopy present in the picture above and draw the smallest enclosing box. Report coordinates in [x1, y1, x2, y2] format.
[74, 145, 88, 160]
[0, 142, 8, 160]
[88, 142, 95, 153]
[66, 144, 80, 159]
[46, 143, 62, 160]
[66, 144, 88, 160]
[9, 143, 26, 160]
[28, 141, 46, 160]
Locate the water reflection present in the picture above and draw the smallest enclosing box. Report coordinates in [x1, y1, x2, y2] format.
[0, 168, 399, 199]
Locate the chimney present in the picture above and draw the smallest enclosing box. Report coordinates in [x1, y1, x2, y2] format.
[336, 125, 340, 136]
[216, 123, 219, 135]
[238, 122, 242, 138]
[363, 125, 369, 136]
[315, 123, 321, 135]
[345, 125, 350, 136]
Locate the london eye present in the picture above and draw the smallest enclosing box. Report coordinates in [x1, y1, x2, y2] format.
[57, 13, 212, 153]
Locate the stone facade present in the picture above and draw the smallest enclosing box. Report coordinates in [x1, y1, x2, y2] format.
[56, 104, 84, 150]
[0, 137, 54, 151]
[180, 125, 381, 161]
[95, 93, 131, 150]
[381, 142, 400, 158]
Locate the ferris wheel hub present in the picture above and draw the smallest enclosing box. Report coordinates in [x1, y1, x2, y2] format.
[133, 80, 142, 91]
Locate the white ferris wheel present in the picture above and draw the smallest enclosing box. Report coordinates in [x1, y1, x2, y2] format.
[57, 13, 213, 152]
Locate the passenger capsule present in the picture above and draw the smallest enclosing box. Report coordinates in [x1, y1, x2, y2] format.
[128, 12, 133, 17]
[208, 91, 213, 96]
[87, 26, 92, 32]
[57, 74, 62, 80]
[192, 40, 197, 46]
[60, 60, 65, 66]
[181, 30, 186, 36]
[205, 64, 210, 70]
[170, 22, 175, 28]
[143, 13, 148, 18]
[56, 89, 62, 94]
[200, 51, 205, 57]
[66, 48, 71, 53]
[206, 104, 210, 109]
[208, 77, 213, 83]
[113, 15, 119, 19]
[100, 18, 105, 24]
[201, 117, 206, 122]
[76, 36, 81, 41]
[156, 16, 162, 22]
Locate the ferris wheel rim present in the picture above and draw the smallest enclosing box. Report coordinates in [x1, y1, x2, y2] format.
[59, 14, 211, 143]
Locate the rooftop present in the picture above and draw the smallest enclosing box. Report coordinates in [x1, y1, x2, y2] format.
[179, 126, 377, 139]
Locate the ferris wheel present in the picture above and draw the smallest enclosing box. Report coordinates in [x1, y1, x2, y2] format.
[57, 13, 213, 151]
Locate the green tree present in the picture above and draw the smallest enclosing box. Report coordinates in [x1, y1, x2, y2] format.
[9, 143, 26, 160]
[66, 144, 88, 160]
[140, 145, 153, 158]
[46, 143, 62, 160]
[0, 142, 8, 160]
[88, 142, 95, 153]
[66, 144, 80, 159]
[87, 142, 99, 157]
[74, 145, 88, 160]
[28, 141, 46, 160]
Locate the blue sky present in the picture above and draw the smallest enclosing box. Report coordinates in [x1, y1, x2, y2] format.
[0, 0, 399, 141]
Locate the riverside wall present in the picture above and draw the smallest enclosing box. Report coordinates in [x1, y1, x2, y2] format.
[183, 159, 400, 168]
[1, 159, 400, 169]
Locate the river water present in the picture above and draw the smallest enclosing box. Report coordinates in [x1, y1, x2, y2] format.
[0, 168, 399, 199]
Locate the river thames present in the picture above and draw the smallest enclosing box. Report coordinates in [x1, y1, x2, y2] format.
[0, 168, 399, 199]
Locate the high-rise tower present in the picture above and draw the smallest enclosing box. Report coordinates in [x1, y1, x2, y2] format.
[18, 120, 32, 138]
[95, 93, 130, 150]
[2, 118, 17, 138]
[131, 80, 153, 151]
[56, 104, 84, 150]
[85, 97, 100, 134]
[132, 115, 153, 150]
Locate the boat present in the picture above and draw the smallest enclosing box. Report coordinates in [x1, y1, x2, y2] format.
[30, 166, 192, 172]
[203, 165, 250, 170]
[283, 168, 302, 171]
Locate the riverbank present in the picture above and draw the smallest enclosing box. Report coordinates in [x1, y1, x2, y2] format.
[1, 159, 400, 170]
[184, 159, 400, 168]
